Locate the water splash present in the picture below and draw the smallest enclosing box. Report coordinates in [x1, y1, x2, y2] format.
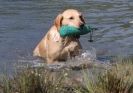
[80, 48, 96, 61]
[16, 47, 97, 70]
[16, 47, 111, 71]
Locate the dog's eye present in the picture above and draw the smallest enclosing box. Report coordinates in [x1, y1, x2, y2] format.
[69, 17, 74, 20]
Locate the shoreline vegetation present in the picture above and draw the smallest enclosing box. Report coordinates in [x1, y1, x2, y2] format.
[0, 57, 133, 93]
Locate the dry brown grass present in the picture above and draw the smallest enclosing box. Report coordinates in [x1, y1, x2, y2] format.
[0, 57, 133, 93]
[75, 57, 133, 93]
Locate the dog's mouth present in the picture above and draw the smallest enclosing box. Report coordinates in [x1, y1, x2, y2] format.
[79, 24, 85, 29]
[66, 23, 85, 29]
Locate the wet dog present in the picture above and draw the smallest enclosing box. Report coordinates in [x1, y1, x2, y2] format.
[33, 9, 85, 64]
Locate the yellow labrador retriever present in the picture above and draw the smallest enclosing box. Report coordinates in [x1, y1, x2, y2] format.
[33, 9, 85, 64]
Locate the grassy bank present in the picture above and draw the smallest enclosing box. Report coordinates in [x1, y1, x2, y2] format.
[76, 57, 133, 93]
[0, 57, 133, 93]
[0, 69, 75, 93]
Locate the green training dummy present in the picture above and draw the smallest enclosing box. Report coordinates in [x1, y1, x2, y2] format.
[59, 25, 94, 37]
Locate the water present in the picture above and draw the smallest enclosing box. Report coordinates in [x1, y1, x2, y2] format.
[0, 0, 133, 74]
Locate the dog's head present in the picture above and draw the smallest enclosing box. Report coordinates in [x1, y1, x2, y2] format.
[54, 9, 85, 31]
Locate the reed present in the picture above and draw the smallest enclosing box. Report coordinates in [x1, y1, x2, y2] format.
[0, 57, 133, 93]
[75, 57, 133, 93]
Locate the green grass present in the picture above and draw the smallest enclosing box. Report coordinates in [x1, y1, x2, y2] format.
[0, 57, 133, 93]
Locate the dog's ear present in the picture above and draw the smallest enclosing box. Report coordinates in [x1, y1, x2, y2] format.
[80, 15, 85, 24]
[54, 14, 63, 31]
